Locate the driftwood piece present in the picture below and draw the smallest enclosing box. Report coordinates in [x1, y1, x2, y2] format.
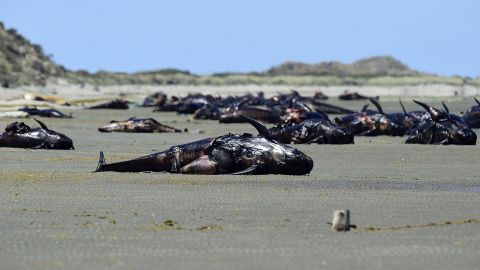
[332, 209, 351, 232]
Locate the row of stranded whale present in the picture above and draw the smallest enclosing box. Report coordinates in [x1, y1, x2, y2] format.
[1, 91, 479, 175]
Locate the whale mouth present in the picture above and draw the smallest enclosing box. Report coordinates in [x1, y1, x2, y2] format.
[288, 156, 314, 175]
[455, 129, 477, 145]
[331, 129, 354, 144]
[282, 150, 314, 175]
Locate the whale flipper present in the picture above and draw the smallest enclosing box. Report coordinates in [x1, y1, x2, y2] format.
[231, 164, 260, 175]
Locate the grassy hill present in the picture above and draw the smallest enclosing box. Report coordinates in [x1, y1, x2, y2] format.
[265, 56, 422, 77]
[0, 22, 66, 87]
[0, 22, 478, 87]
[0, 22, 194, 87]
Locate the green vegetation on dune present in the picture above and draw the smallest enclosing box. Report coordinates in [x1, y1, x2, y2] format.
[65, 69, 197, 86]
[265, 56, 421, 77]
[1, 21, 478, 88]
[0, 22, 66, 87]
[193, 74, 473, 86]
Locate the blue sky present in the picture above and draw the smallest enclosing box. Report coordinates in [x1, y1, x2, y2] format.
[1, 0, 479, 76]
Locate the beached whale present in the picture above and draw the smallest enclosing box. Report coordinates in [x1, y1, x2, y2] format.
[335, 98, 404, 136]
[406, 100, 477, 145]
[219, 106, 282, 123]
[269, 118, 354, 144]
[87, 99, 129, 110]
[98, 118, 185, 133]
[0, 118, 74, 149]
[18, 106, 72, 118]
[95, 116, 313, 175]
[338, 91, 379, 101]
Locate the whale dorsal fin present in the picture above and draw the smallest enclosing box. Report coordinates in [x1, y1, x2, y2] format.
[239, 115, 271, 140]
[369, 98, 384, 114]
[361, 104, 369, 112]
[234, 99, 248, 110]
[317, 110, 332, 124]
[441, 101, 452, 120]
[413, 100, 448, 122]
[399, 99, 407, 116]
[294, 102, 313, 112]
[441, 101, 450, 114]
[34, 118, 49, 130]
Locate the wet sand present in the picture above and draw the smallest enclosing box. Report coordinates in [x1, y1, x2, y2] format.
[0, 98, 479, 270]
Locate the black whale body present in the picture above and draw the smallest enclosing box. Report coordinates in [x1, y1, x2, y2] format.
[0, 119, 74, 150]
[335, 98, 404, 136]
[464, 98, 480, 128]
[96, 116, 313, 175]
[19, 106, 72, 118]
[98, 118, 184, 133]
[88, 99, 129, 110]
[406, 100, 477, 145]
[269, 118, 354, 144]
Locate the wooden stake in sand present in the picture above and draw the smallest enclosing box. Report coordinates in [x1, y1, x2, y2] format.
[332, 209, 351, 232]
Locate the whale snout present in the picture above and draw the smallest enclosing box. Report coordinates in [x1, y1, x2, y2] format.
[456, 128, 477, 145]
[331, 128, 354, 144]
[283, 149, 314, 175]
[53, 136, 75, 150]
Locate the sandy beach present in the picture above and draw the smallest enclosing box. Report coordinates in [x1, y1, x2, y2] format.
[0, 95, 479, 269]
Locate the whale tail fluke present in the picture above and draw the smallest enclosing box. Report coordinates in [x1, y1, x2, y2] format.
[96, 151, 106, 172]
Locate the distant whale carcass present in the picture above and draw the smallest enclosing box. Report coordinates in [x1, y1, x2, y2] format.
[98, 118, 185, 133]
